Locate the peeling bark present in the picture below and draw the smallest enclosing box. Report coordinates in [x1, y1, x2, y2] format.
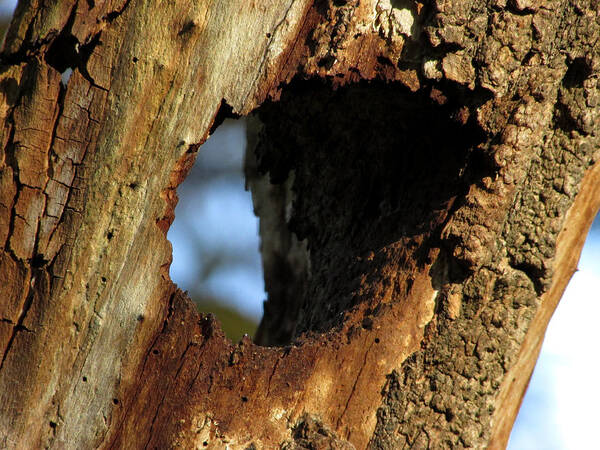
[0, 0, 598, 449]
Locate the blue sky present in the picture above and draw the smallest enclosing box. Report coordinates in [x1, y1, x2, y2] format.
[0, 0, 14, 17]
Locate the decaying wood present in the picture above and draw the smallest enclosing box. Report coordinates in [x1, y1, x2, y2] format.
[0, 0, 598, 448]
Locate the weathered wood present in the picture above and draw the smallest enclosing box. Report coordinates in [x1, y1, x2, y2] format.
[0, 0, 598, 448]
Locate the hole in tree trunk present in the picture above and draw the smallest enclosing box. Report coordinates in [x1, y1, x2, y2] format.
[168, 119, 264, 343]
[250, 78, 490, 345]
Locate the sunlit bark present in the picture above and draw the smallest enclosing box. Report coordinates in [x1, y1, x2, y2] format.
[0, 0, 598, 448]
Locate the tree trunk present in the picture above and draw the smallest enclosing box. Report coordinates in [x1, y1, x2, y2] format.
[0, 0, 598, 448]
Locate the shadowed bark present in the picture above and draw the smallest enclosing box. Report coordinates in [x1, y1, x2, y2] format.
[0, 0, 598, 448]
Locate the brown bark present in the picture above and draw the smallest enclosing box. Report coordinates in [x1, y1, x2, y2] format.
[0, 0, 598, 449]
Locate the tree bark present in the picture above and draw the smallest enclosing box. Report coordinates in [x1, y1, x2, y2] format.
[0, 0, 598, 448]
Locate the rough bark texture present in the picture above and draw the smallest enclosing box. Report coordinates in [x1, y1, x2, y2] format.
[0, 0, 598, 449]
